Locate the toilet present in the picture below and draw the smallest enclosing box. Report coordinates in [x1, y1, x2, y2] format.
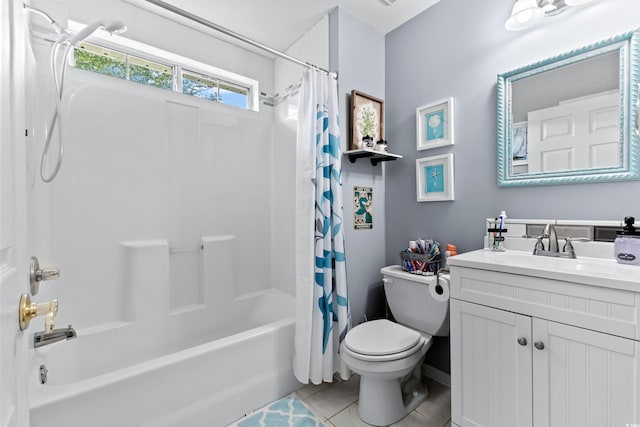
[340, 265, 450, 426]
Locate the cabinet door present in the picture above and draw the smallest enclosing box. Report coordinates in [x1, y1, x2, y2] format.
[451, 300, 533, 427]
[533, 318, 640, 427]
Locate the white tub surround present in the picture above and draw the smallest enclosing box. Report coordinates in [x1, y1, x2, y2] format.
[25, 20, 299, 426]
[448, 247, 640, 427]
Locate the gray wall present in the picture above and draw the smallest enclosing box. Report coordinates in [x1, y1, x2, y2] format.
[385, 0, 640, 373]
[330, 7, 388, 326]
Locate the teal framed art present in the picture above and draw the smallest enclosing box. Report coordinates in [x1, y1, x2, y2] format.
[416, 153, 455, 202]
[416, 97, 454, 151]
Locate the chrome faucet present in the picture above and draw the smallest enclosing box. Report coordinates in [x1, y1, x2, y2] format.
[533, 224, 577, 259]
[34, 325, 77, 348]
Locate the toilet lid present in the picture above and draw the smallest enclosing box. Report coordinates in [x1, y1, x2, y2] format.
[343, 319, 421, 356]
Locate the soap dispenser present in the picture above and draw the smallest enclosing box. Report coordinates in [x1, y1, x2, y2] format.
[614, 217, 640, 265]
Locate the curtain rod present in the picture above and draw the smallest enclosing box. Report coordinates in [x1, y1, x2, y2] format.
[143, 0, 334, 77]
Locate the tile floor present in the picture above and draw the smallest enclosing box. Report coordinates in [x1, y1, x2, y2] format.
[294, 374, 452, 427]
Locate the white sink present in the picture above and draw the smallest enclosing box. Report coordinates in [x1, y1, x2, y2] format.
[448, 249, 640, 291]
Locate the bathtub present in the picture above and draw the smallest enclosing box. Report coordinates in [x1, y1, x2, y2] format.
[29, 289, 300, 427]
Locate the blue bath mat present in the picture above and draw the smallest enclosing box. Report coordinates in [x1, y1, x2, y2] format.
[230, 395, 326, 427]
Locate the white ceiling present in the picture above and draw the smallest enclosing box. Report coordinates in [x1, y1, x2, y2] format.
[162, 0, 440, 52]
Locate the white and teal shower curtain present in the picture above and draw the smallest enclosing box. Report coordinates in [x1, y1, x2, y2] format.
[294, 69, 350, 384]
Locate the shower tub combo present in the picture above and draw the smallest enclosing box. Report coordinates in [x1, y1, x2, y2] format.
[25, 6, 300, 423]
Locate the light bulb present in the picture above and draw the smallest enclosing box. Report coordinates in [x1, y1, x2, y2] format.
[505, 0, 544, 31]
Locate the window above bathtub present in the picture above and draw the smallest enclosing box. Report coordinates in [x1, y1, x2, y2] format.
[68, 21, 258, 111]
[74, 42, 173, 90]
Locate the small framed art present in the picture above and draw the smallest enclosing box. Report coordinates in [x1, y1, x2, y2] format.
[350, 90, 384, 150]
[416, 97, 454, 151]
[416, 153, 455, 202]
[353, 186, 373, 229]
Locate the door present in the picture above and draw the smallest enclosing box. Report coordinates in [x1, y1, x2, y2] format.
[533, 318, 640, 427]
[527, 91, 619, 173]
[451, 299, 533, 427]
[0, 1, 31, 426]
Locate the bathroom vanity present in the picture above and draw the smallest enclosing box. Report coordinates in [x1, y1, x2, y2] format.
[448, 249, 640, 427]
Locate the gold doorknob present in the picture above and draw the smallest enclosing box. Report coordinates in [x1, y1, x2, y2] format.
[18, 294, 58, 331]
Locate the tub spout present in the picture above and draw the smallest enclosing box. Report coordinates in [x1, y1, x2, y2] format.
[34, 325, 77, 348]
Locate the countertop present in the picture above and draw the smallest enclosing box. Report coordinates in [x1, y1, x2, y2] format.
[448, 249, 640, 291]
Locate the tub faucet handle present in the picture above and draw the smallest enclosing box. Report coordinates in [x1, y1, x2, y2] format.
[18, 294, 58, 331]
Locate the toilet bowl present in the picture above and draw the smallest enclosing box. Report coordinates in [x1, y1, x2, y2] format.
[340, 266, 450, 426]
[341, 319, 433, 426]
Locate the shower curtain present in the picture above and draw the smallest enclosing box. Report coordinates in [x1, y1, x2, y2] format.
[294, 69, 350, 384]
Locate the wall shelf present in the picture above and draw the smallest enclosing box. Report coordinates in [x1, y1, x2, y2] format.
[344, 148, 403, 166]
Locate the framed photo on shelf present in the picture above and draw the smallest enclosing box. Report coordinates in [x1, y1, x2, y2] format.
[416, 153, 455, 202]
[416, 97, 454, 151]
[350, 90, 384, 150]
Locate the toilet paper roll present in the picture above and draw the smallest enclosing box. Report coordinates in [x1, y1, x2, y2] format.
[429, 275, 450, 302]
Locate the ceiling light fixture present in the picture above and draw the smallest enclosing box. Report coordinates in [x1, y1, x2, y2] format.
[380, 0, 397, 5]
[505, 0, 595, 31]
[538, 0, 565, 14]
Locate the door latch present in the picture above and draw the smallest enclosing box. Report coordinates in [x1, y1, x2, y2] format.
[30, 256, 60, 295]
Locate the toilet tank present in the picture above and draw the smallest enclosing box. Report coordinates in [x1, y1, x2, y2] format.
[381, 265, 450, 337]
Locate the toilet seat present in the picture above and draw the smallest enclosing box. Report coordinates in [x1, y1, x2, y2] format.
[343, 319, 430, 362]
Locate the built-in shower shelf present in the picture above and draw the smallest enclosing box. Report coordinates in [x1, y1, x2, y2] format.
[344, 148, 403, 166]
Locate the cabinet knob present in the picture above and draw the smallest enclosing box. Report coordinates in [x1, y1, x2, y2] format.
[534, 341, 545, 350]
[517, 337, 527, 346]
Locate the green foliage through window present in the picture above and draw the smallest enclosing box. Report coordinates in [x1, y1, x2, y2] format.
[74, 48, 126, 79]
[73, 42, 250, 108]
[182, 70, 248, 108]
[182, 72, 219, 101]
[74, 43, 172, 90]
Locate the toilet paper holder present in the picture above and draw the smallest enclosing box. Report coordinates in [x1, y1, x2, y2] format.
[432, 268, 450, 302]
[436, 268, 449, 291]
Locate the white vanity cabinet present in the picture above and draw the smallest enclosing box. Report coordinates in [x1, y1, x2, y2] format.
[448, 251, 640, 427]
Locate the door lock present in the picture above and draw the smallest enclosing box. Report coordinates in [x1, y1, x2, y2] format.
[30, 256, 60, 295]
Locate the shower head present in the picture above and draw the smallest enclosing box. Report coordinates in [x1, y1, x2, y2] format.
[67, 20, 127, 46]
[23, 4, 68, 37]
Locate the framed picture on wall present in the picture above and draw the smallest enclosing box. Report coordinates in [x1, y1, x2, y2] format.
[416, 97, 454, 150]
[350, 90, 384, 150]
[353, 186, 373, 229]
[416, 153, 455, 202]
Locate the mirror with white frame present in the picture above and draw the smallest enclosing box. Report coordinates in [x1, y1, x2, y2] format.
[497, 30, 640, 186]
